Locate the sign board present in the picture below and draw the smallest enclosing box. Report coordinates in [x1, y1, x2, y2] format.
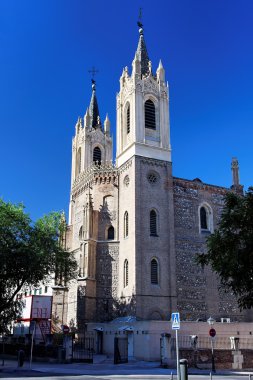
[209, 328, 216, 337]
[62, 325, 70, 334]
[18, 295, 52, 321]
[171, 312, 180, 330]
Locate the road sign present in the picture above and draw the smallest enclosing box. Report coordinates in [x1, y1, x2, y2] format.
[62, 325, 69, 334]
[209, 328, 216, 337]
[171, 312, 180, 330]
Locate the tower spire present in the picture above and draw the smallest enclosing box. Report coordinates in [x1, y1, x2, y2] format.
[89, 79, 100, 129]
[136, 19, 151, 77]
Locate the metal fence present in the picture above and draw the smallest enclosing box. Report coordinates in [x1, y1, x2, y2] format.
[72, 337, 94, 363]
[172, 335, 253, 350]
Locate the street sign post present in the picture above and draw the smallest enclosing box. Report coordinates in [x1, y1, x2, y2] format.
[172, 312, 180, 330]
[171, 312, 181, 380]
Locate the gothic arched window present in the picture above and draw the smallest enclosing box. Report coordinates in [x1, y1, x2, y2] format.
[126, 104, 130, 134]
[151, 258, 159, 284]
[124, 211, 129, 238]
[145, 99, 156, 130]
[107, 226, 114, 240]
[124, 259, 128, 287]
[77, 148, 82, 175]
[200, 207, 208, 230]
[93, 146, 101, 165]
[150, 210, 158, 236]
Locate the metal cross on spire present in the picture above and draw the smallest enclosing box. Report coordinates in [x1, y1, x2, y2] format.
[137, 7, 143, 28]
[88, 66, 99, 84]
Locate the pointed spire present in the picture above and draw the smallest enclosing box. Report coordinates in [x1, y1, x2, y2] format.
[84, 107, 90, 128]
[75, 117, 82, 134]
[104, 113, 110, 136]
[89, 79, 100, 129]
[156, 59, 165, 83]
[136, 22, 151, 77]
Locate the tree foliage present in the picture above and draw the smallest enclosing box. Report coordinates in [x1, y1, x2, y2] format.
[196, 187, 253, 309]
[0, 200, 77, 333]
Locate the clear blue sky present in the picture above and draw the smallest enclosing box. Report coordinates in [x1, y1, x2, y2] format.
[0, 0, 252, 221]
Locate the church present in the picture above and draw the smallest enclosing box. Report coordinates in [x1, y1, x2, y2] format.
[55, 23, 250, 332]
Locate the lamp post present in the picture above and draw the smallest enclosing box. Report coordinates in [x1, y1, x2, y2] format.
[207, 317, 216, 373]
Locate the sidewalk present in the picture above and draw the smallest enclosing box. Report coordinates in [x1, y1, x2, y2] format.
[1, 358, 253, 377]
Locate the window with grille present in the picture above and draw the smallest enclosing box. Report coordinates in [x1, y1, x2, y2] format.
[124, 259, 129, 287]
[145, 99, 156, 130]
[93, 146, 101, 165]
[200, 207, 208, 229]
[150, 210, 157, 236]
[148, 173, 158, 184]
[108, 226, 114, 240]
[124, 211, 129, 238]
[151, 259, 158, 284]
[126, 104, 130, 134]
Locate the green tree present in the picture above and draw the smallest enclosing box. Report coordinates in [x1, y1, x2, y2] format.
[196, 187, 253, 309]
[0, 200, 77, 333]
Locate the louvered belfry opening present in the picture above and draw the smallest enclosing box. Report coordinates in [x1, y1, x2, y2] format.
[93, 146, 101, 165]
[145, 99, 156, 130]
[151, 259, 158, 284]
[150, 210, 157, 236]
[127, 105, 130, 134]
[124, 259, 128, 287]
[124, 211, 129, 238]
[200, 207, 208, 229]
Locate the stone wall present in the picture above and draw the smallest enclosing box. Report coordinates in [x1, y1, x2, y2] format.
[173, 177, 242, 321]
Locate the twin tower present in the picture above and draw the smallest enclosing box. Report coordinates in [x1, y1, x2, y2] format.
[62, 24, 245, 330]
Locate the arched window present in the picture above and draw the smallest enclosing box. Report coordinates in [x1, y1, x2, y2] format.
[200, 207, 208, 229]
[150, 210, 157, 236]
[124, 259, 128, 287]
[77, 148, 81, 175]
[126, 104, 130, 134]
[107, 226, 114, 240]
[93, 146, 101, 165]
[124, 211, 129, 238]
[199, 203, 213, 233]
[151, 258, 158, 284]
[145, 99, 156, 130]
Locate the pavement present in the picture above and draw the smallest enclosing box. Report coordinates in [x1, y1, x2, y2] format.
[1, 358, 253, 377]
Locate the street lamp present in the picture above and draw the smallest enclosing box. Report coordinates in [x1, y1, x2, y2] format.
[207, 317, 216, 373]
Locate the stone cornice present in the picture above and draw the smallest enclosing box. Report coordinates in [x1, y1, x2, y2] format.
[72, 162, 118, 198]
[173, 176, 229, 195]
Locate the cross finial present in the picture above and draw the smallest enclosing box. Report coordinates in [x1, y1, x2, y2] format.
[137, 8, 143, 28]
[88, 66, 99, 80]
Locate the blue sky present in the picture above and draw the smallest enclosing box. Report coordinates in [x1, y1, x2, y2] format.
[0, 0, 252, 221]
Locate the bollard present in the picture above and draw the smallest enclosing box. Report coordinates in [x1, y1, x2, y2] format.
[17, 350, 25, 367]
[170, 371, 173, 380]
[210, 371, 212, 380]
[180, 359, 188, 380]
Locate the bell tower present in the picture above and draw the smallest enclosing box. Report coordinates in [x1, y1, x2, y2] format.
[116, 23, 176, 321]
[69, 80, 113, 225]
[116, 24, 171, 167]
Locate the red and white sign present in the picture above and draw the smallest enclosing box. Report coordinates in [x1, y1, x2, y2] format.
[209, 328, 216, 337]
[62, 325, 70, 334]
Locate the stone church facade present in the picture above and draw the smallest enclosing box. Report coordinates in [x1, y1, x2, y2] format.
[55, 25, 249, 331]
